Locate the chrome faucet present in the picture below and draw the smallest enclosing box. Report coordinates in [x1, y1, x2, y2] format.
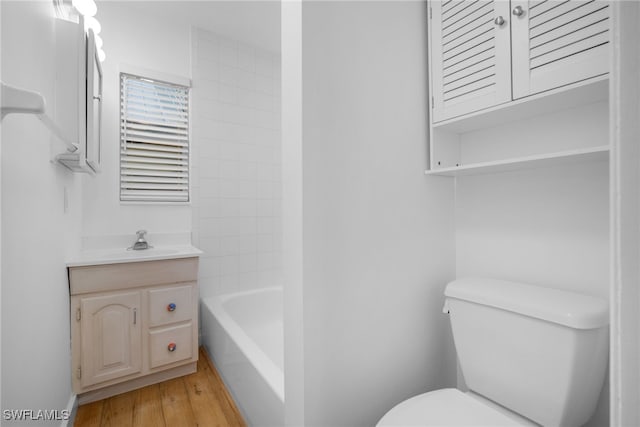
[130, 230, 151, 250]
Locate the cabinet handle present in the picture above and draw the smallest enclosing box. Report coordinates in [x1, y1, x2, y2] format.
[512, 5, 525, 17]
[133, 308, 137, 325]
[168, 342, 177, 352]
[494, 16, 506, 27]
[167, 303, 177, 312]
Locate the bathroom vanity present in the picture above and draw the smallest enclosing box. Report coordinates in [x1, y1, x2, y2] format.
[67, 247, 201, 403]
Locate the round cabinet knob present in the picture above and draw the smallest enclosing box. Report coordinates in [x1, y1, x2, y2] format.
[167, 303, 176, 312]
[512, 5, 525, 17]
[494, 16, 506, 27]
[168, 342, 177, 352]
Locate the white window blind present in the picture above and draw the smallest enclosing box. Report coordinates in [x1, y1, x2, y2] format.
[120, 73, 190, 202]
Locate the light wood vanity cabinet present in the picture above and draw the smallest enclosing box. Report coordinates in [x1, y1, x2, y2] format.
[69, 257, 199, 403]
[430, 0, 610, 122]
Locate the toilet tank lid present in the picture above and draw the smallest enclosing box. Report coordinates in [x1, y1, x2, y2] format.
[444, 278, 609, 329]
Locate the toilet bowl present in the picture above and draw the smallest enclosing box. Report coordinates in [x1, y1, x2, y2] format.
[376, 278, 609, 427]
[377, 388, 537, 426]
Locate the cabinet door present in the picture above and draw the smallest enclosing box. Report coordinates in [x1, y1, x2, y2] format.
[80, 291, 141, 388]
[430, 0, 512, 122]
[511, 0, 610, 99]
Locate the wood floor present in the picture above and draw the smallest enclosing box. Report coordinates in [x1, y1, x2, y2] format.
[74, 347, 246, 427]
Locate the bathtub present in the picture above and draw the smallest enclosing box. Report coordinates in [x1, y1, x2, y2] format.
[201, 287, 284, 426]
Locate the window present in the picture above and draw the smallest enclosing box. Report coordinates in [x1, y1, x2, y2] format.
[120, 73, 190, 202]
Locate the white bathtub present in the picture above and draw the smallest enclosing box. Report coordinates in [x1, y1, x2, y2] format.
[201, 287, 284, 426]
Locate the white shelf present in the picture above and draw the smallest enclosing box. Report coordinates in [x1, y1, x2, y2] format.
[1, 81, 45, 118]
[1, 81, 78, 154]
[433, 76, 608, 134]
[425, 145, 609, 177]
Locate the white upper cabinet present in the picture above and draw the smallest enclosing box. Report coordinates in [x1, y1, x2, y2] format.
[431, 0, 512, 122]
[511, 0, 610, 99]
[430, 0, 610, 123]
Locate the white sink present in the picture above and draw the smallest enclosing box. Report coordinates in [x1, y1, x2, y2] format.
[100, 248, 180, 259]
[67, 245, 202, 267]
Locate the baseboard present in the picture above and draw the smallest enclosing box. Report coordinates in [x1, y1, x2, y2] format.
[77, 362, 197, 405]
[60, 394, 78, 427]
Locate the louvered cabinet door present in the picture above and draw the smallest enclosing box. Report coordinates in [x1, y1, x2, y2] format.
[430, 0, 512, 122]
[512, 0, 610, 99]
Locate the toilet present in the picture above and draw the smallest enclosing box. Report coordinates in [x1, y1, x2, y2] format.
[377, 278, 609, 427]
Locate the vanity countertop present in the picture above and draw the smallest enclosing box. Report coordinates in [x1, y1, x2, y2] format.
[67, 245, 203, 267]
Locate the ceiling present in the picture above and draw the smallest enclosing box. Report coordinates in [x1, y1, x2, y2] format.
[114, 1, 281, 53]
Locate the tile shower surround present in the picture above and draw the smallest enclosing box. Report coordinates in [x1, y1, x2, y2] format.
[191, 29, 282, 298]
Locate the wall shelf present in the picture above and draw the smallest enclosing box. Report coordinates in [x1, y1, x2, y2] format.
[1, 81, 46, 118]
[428, 75, 610, 175]
[1, 81, 78, 154]
[433, 76, 608, 134]
[425, 145, 609, 177]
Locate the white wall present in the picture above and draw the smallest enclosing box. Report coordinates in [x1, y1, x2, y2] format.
[1, 1, 83, 423]
[284, 2, 457, 425]
[456, 161, 609, 298]
[191, 28, 282, 298]
[82, 2, 192, 241]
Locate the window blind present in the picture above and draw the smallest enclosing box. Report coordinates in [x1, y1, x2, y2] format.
[120, 73, 190, 202]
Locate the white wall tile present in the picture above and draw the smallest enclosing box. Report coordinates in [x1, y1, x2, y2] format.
[193, 28, 281, 297]
[192, 76, 219, 98]
[218, 274, 240, 293]
[235, 198, 258, 216]
[255, 51, 276, 77]
[238, 272, 259, 291]
[218, 37, 239, 67]
[257, 181, 276, 199]
[197, 38, 219, 62]
[257, 270, 280, 288]
[218, 255, 240, 275]
[218, 64, 240, 86]
[237, 235, 258, 254]
[198, 236, 222, 256]
[255, 74, 275, 95]
[220, 159, 252, 180]
[239, 253, 258, 273]
[257, 233, 275, 252]
[238, 44, 256, 72]
[200, 256, 223, 277]
[257, 217, 275, 234]
[236, 69, 257, 91]
[219, 235, 240, 255]
[257, 199, 275, 217]
[198, 178, 220, 198]
[218, 83, 239, 104]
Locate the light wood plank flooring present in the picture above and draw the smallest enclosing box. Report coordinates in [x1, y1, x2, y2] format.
[74, 347, 246, 427]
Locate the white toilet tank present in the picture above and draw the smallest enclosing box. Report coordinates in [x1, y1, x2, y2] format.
[444, 278, 608, 427]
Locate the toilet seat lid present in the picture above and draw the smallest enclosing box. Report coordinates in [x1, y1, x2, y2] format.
[377, 388, 532, 426]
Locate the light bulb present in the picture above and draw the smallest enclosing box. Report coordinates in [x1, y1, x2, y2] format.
[98, 49, 106, 62]
[94, 34, 103, 49]
[84, 16, 101, 35]
[72, 0, 97, 17]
